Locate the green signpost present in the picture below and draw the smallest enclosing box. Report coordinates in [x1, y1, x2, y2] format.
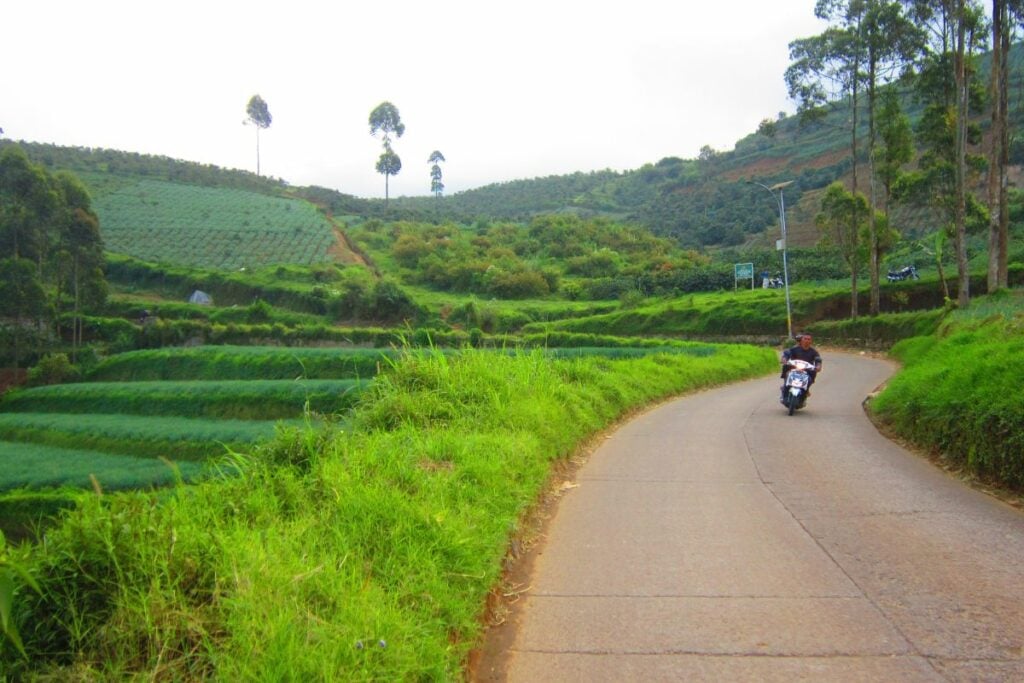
[734, 262, 754, 290]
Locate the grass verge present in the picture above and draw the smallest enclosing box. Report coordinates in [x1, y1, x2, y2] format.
[869, 289, 1024, 490]
[3, 344, 776, 678]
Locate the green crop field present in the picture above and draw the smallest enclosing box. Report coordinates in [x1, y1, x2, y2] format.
[0, 413, 289, 462]
[86, 345, 396, 381]
[91, 178, 338, 269]
[0, 440, 208, 491]
[0, 345, 373, 498]
[0, 379, 368, 420]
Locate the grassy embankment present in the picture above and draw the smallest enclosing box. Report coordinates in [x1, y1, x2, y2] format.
[1, 343, 776, 679]
[870, 289, 1024, 490]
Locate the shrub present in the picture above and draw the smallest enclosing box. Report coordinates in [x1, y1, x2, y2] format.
[26, 354, 81, 387]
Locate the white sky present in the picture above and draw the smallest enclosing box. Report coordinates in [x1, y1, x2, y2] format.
[2, 1, 827, 199]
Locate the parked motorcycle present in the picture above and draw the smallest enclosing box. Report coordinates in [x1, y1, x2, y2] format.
[887, 265, 919, 282]
[781, 359, 815, 415]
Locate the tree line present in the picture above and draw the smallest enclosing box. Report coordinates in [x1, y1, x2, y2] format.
[0, 145, 107, 368]
[787, 0, 1021, 316]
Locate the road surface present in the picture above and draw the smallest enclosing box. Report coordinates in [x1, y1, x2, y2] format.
[474, 352, 1024, 682]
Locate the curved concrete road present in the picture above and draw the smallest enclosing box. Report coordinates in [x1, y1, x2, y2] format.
[475, 352, 1024, 682]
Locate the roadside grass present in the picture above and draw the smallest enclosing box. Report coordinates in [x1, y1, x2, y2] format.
[0, 379, 368, 420]
[870, 288, 1024, 489]
[0, 414, 289, 467]
[3, 344, 777, 678]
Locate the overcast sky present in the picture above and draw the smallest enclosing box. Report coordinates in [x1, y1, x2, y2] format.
[2, 1, 827, 199]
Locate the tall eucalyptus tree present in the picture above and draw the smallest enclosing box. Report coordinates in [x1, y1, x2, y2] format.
[245, 95, 272, 177]
[900, 0, 988, 307]
[789, 1, 922, 315]
[428, 150, 445, 197]
[369, 102, 405, 207]
[787, 3, 868, 316]
[986, 0, 1019, 292]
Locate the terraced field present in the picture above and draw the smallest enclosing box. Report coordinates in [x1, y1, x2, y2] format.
[0, 347, 376, 494]
[0, 343, 718, 496]
[90, 178, 338, 269]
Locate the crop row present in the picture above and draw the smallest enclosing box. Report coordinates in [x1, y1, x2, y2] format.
[83, 345, 715, 383]
[1, 379, 369, 420]
[0, 440, 208, 492]
[94, 179, 327, 224]
[86, 345, 397, 381]
[102, 228, 334, 269]
[0, 412, 288, 462]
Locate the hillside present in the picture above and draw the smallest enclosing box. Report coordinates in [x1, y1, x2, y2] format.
[6, 42, 1024, 259]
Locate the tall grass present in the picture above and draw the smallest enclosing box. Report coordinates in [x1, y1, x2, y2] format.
[871, 290, 1024, 488]
[3, 344, 776, 678]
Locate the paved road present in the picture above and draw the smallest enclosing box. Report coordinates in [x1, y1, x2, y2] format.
[475, 352, 1024, 682]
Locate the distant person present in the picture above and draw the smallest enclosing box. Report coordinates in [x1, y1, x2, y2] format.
[781, 333, 822, 401]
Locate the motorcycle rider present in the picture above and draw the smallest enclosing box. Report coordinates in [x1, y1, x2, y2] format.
[781, 333, 822, 402]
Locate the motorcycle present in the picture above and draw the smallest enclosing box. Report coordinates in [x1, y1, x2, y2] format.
[887, 265, 919, 282]
[781, 359, 815, 415]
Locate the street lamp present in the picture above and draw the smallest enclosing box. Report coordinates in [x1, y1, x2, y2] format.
[749, 180, 794, 341]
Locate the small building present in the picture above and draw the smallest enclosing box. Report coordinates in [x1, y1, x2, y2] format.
[188, 290, 213, 306]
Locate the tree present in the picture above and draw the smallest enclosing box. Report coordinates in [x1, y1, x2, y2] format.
[245, 95, 272, 176]
[369, 102, 405, 206]
[428, 150, 445, 197]
[816, 182, 869, 316]
[756, 118, 778, 138]
[874, 88, 914, 220]
[859, 1, 924, 314]
[986, 0, 1012, 292]
[0, 258, 46, 370]
[901, 0, 988, 307]
[789, 1, 922, 315]
[53, 172, 105, 359]
[0, 145, 107, 367]
[697, 145, 720, 162]
[0, 145, 57, 263]
[787, 12, 866, 315]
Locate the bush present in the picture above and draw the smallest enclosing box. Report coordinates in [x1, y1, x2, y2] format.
[26, 354, 81, 387]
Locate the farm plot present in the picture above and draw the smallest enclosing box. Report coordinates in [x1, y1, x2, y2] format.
[0, 413, 292, 462]
[0, 441, 208, 492]
[0, 379, 368, 420]
[0, 346, 371, 493]
[92, 178, 338, 269]
[86, 345, 397, 382]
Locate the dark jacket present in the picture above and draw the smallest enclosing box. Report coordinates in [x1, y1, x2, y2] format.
[781, 344, 822, 379]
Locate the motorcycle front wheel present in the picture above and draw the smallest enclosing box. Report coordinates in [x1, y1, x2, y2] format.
[787, 393, 797, 416]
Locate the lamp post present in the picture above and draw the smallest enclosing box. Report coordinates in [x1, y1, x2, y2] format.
[750, 180, 794, 341]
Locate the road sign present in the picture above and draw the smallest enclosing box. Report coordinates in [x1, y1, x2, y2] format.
[734, 262, 754, 290]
